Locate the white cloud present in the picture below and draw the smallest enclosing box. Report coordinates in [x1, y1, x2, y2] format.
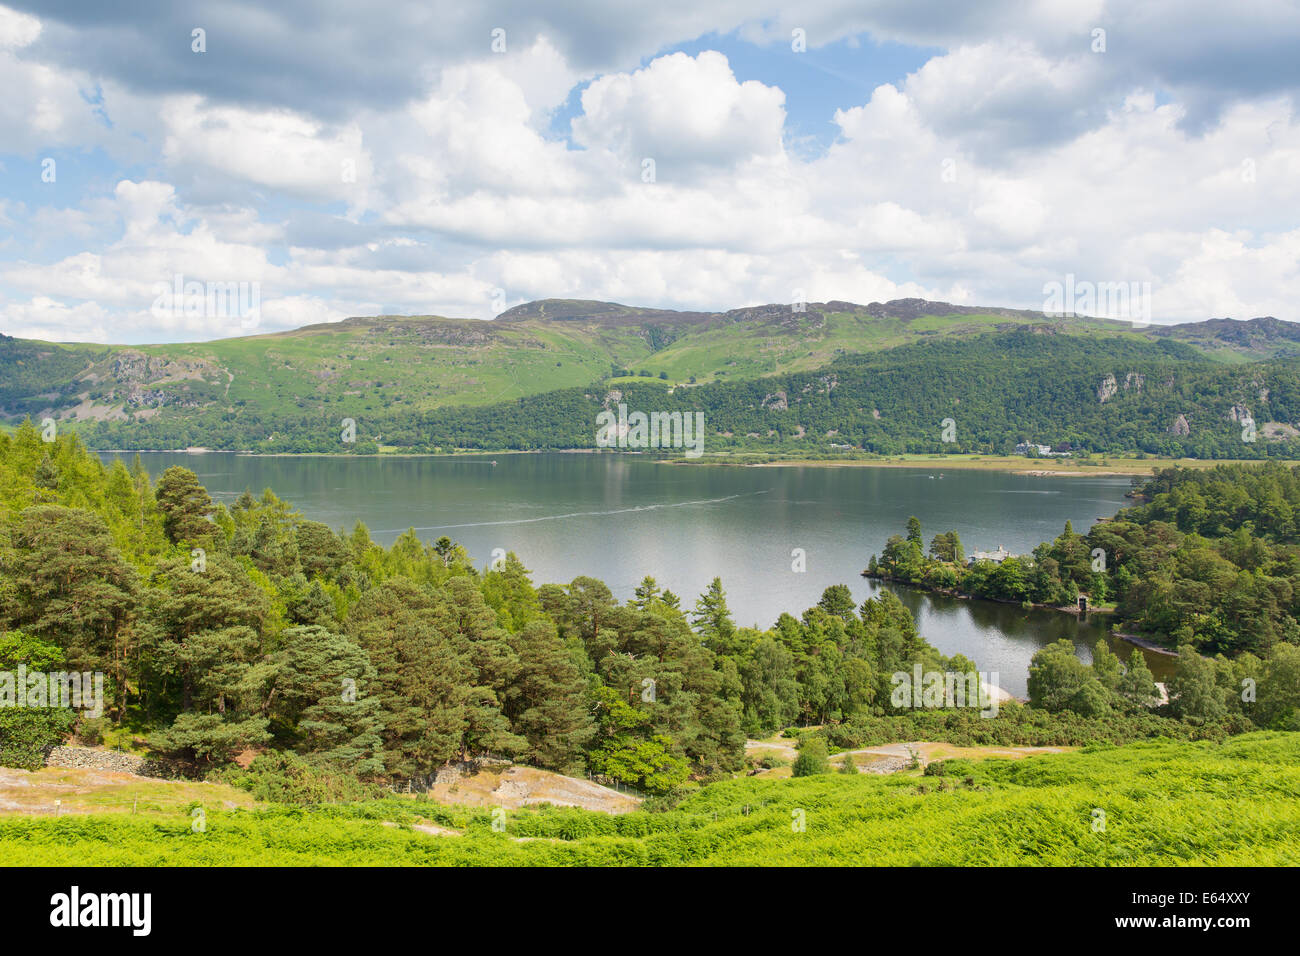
[161, 97, 375, 210]
[4, 3, 1300, 344]
[573, 52, 787, 174]
[0, 4, 39, 50]
[0, 295, 109, 342]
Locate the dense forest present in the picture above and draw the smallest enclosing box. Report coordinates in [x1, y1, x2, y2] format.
[867, 464, 1300, 728]
[52, 331, 1300, 457]
[3, 424, 1292, 799]
[0, 423, 968, 792]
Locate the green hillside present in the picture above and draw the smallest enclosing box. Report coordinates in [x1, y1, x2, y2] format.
[5, 733, 1298, 865]
[69, 330, 1299, 457]
[0, 298, 1146, 428]
[3, 298, 1298, 454]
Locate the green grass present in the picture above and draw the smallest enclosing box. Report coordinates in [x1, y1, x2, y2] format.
[5, 301, 1294, 453]
[0, 303, 1152, 428]
[145, 319, 656, 414]
[3, 733, 1297, 866]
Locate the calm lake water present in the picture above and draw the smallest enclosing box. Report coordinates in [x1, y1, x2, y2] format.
[103, 452, 1173, 695]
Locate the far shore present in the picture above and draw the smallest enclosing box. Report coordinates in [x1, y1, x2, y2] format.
[736, 454, 1286, 477]
[86, 447, 1296, 478]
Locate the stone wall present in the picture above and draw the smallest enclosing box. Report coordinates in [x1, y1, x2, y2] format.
[43, 745, 187, 779]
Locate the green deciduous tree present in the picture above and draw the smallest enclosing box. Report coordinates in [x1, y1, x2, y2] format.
[0, 631, 78, 769]
[1167, 645, 1227, 724]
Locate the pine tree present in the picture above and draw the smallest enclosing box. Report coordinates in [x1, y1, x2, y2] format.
[906, 515, 923, 545]
[691, 577, 736, 650]
[33, 454, 59, 498]
[633, 576, 662, 609]
[272, 625, 385, 775]
[346, 578, 469, 776]
[505, 621, 595, 772]
[154, 466, 214, 543]
[7, 505, 138, 696]
[441, 577, 524, 760]
[143, 555, 273, 761]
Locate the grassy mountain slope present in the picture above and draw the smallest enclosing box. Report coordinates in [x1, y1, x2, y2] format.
[383, 331, 1300, 457]
[0, 315, 654, 424]
[0, 299, 1140, 426]
[2, 299, 1298, 453]
[1152, 315, 1300, 362]
[40, 329, 1300, 457]
[5, 733, 1298, 865]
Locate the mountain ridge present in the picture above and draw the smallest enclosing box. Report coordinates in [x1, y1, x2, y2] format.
[2, 299, 1298, 451]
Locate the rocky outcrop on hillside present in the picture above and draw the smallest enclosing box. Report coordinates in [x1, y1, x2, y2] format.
[722, 303, 826, 328]
[92, 351, 217, 386]
[497, 299, 715, 327]
[364, 320, 498, 346]
[1150, 316, 1300, 357]
[860, 298, 1042, 321]
[1097, 371, 1146, 403]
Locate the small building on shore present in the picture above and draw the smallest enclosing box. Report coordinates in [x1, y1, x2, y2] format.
[1015, 442, 1052, 456]
[1015, 441, 1072, 457]
[968, 545, 1013, 565]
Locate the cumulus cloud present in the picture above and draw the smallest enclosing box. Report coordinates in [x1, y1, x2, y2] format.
[0, 3, 38, 48]
[2, 1, 1300, 343]
[573, 52, 787, 175]
[160, 97, 374, 208]
[0, 294, 109, 342]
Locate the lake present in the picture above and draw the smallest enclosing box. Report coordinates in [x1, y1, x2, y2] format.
[102, 451, 1173, 695]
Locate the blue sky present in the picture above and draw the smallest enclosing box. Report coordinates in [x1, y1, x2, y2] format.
[1, 1, 1299, 343]
[546, 31, 943, 157]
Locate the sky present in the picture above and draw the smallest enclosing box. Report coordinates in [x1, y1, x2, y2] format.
[1, 0, 1298, 344]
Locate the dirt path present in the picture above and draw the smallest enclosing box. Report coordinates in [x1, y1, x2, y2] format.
[422, 766, 640, 814]
[745, 738, 1072, 775]
[0, 766, 254, 816]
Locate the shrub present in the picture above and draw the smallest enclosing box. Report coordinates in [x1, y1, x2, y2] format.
[791, 739, 830, 777]
[214, 751, 385, 805]
[75, 717, 107, 747]
[0, 632, 77, 770]
[923, 758, 978, 778]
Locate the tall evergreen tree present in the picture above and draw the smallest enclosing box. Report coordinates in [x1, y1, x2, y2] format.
[504, 621, 595, 772]
[154, 466, 214, 544]
[271, 624, 385, 774]
[691, 577, 736, 650]
[345, 578, 469, 776]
